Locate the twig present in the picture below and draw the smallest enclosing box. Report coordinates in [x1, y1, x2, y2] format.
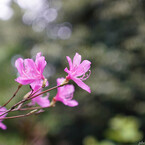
[0, 100, 56, 120]
[0, 84, 22, 109]
[12, 83, 67, 110]
[18, 100, 56, 111]
[0, 109, 38, 120]
[0, 82, 67, 117]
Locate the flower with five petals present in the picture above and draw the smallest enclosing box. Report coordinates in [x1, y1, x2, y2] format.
[15, 52, 47, 87]
[64, 53, 91, 93]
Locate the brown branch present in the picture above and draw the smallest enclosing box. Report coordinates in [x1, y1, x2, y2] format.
[0, 84, 22, 109]
[0, 83, 67, 117]
[18, 100, 56, 111]
[11, 82, 67, 110]
[0, 100, 56, 120]
[0, 109, 38, 120]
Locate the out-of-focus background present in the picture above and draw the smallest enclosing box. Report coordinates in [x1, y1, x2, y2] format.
[0, 0, 145, 145]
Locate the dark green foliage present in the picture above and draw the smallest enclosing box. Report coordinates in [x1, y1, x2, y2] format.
[0, 0, 145, 145]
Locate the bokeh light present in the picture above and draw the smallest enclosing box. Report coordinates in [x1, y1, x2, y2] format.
[0, 0, 13, 20]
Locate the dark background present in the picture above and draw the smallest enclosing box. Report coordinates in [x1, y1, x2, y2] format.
[0, 0, 145, 145]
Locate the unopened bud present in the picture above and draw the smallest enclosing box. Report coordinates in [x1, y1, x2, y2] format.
[29, 109, 38, 114]
[61, 78, 69, 85]
[23, 92, 31, 99]
[42, 78, 48, 88]
[50, 98, 56, 107]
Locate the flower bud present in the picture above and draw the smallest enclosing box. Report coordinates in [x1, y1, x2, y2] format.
[62, 78, 69, 85]
[29, 109, 38, 114]
[23, 92, 31, 99]
[42, 78, 48, 88]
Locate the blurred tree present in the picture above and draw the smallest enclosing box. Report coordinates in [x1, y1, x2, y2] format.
[0, 0, 145, 145]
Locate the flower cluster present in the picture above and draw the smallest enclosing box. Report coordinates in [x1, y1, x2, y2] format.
[0, 52, 91, 130]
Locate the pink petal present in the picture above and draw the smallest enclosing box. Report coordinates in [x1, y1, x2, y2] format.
[66, 56, 72, 70]
[33, 95, 50, 107]
[35, 52, 47, 74]
[28, 101, 35, 106]
[72, 77, 91, 93]
[15, 58, 25, 76]
[36, 52, 41, 58]
[73, 53, 81, 68]
[30, 81, 50, 107]
[0, 107, 7, 114]
[0, 107, 7, 116]
[60, 84, 75, 97]
[56, 78, 75, 98]
[15, 77, 35, 85]
[30, 80, 44, 90]
[56, 77, 65, 86]
[54, 94, 61, 102]
[0, 107, 7, 130]
[55, 78, 77, 106]
[63, 100, 78, 107]
[64, 67, 70, 74]
[0, 123, 7, 130]
[56, 78, 66, 99]
[75, 60, 91, 76]
[24, 59, 39, 76]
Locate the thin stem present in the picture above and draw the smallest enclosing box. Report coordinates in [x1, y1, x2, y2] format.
[28, 78, 47, 98]
[0, 82, 67, 117]
[13, 83, 67, 109]
[0, 100, 56, 120]
[0, 108, 13, 117]
[0, 97, 29, 117]
[19, 106, 48, 111]
[29, 86, 42, 98]
[18, 100, 56, 111]
[0, 109, 38, 120]
[0, 84, 22, 109]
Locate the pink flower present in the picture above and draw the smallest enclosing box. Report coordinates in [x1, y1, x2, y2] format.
[15, 52, 47, 87]
[64, 53, 91, 93]
[29, 82, 50, 107]
[54, 78, 78, 107]
[0, 107, 7, 130]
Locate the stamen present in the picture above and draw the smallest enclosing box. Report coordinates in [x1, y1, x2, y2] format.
[81, 70, 91, 81]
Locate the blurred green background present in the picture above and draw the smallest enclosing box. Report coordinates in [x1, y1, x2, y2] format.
[0, 0, 145, 145]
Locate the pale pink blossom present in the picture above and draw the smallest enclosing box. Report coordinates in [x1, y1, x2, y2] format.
[54, 78, 78, 107]
[29, 82, 50, 107]
[0, 107, 7, 130]
[64, 53, 91, 93]
[15, 52, 47, 87]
